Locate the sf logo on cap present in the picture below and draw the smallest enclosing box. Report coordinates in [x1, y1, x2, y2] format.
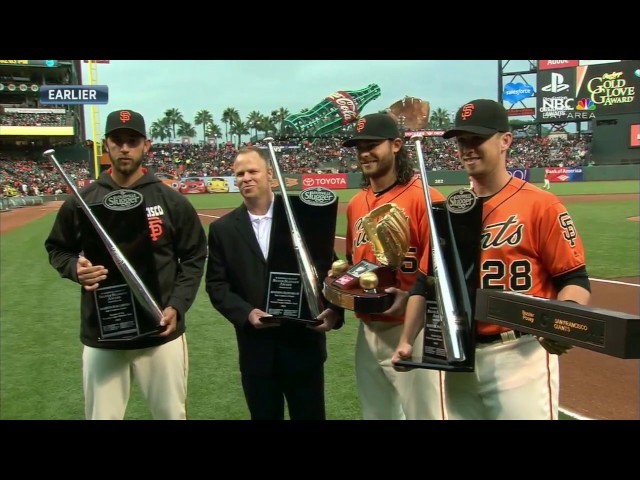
[356, 118, 367, 132]
[119, 111, 132, 123]
[461, 103, 475, 120]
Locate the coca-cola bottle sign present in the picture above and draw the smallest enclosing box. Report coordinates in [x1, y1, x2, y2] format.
[325, 91, 359, 125]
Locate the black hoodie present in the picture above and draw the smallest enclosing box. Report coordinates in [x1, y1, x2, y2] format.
[44, 168, 207, 349]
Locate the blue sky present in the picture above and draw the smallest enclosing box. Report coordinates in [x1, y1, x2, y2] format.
[80, 60, 621, 140]
[80, 60, 505, 140]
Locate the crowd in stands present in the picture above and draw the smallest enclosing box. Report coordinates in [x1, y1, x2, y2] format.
[0, 111, 69, 127]
[1, 135, 591, 197]
[1, 157, 89, 197]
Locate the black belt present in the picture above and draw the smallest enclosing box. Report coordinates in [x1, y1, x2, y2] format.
[476, 330, 531, 344]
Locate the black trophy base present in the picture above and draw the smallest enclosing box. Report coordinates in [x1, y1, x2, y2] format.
[261, 315, 322, 326]
[475, 289, 640, 359]
[394, 359, 474, 372]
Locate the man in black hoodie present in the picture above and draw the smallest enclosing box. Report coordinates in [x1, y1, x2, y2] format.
[44, 109, 207, 420]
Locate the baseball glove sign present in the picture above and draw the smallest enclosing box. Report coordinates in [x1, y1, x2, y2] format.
[386, 96, 430, 130]
[323, 203, 410, 313]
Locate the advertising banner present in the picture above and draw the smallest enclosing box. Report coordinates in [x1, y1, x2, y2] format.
[404, 130, 445, 137]
[631, 124, 640, 148]
[301, 173, 348, 189]
[77, 179, 95, 189]
[271, 176, 299, 190]
[0, 60, 58, 67]
[0, 125, 74, 136]
[537, 61, 639, 123]
[537, 68, 579, 122]
[539, 60, 579, 70]
[507, 168, 530, 182]
[545, 167, 584, 182]
[575, 60, 640, 116]
[502, 82, 535, 104]
[154, 175, 240, 194]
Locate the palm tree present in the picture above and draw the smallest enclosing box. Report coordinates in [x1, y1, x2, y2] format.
[194, 110, 214, 144]
[270, 107, 289, 136]
[163, 108, 184, 141]
[221, 107, 240, 142]
[177, 121, 197, 139]
[149, 119, 172, 142]
[246, 111, 262, 140]
[429, 107, 451, 129]
[230, 120, 250, 147]
[205, 123, 222, 146]
[257, 115, 275, 138]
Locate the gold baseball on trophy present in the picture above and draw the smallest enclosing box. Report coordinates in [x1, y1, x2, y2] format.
[359, 271, 379, 291]
[331, 259, 349, 276]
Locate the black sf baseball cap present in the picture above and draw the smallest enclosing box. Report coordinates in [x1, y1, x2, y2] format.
[443, 99, 510, 139]
[105, 109, 147, 137]
[343, 113, 401, 147]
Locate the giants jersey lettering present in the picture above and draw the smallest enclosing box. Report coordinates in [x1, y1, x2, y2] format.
[477, 177, 586, 335]
[346, 176, 446, 323]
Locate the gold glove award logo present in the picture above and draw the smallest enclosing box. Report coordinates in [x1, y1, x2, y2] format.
[323, 203, 410, 313]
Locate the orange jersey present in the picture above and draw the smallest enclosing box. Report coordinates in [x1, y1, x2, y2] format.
[346, 175, 446, 323]
[478, 178, 586, 335]
[416, 178, 587, 335]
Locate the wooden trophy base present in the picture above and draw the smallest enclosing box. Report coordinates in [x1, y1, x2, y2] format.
[323, 261, 397, 313]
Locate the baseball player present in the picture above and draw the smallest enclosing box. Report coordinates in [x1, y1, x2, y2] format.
[393, 99, 591, 420]
[543, 170, 551, 190]
[45, 109, 208, 420]
[342, 113, 446, 420]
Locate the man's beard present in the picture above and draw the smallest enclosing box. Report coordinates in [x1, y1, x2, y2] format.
[363, 155, 394, 180]
[110, 154, 143, 176]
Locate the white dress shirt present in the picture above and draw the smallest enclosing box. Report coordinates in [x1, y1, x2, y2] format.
[247, 194, 275, 260]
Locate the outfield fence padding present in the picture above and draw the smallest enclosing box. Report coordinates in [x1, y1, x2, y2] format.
[0, 196, 45, 211]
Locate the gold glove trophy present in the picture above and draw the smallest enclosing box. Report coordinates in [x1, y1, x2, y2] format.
[323, 203, 410, 313]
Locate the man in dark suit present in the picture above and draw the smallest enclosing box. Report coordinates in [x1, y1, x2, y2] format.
[205, 146, 344, 420]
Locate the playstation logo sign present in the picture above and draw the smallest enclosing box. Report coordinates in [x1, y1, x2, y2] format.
[542, 72, 569, 93]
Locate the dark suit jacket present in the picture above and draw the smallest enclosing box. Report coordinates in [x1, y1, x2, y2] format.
[205, 194, 344, 376]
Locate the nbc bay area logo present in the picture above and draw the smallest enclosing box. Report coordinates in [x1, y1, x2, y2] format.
[576, 98, 596, 110]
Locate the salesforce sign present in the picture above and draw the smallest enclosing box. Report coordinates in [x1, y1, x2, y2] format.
[502, 82, 535, 104]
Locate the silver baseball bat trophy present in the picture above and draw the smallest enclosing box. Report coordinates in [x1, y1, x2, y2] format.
[264, 138, 325, 322]
[394, 135, 475, 371]
[43, 149, 164, 327]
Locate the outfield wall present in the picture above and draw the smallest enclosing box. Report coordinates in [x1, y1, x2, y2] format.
[28, 165, 640, 206]
[0, 196, 44, 211]
[263, 166, 636, 190]
[271, 166, 639, 190]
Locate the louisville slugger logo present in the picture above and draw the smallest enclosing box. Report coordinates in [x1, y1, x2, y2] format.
[558, 212, 577, 247]
[103, 189, 143, 211]
[299, 187, 337, 206]
[481, 215, 524, 250]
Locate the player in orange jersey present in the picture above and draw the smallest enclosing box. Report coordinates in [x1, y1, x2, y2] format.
[393, 99, 591, 420]
[341, 113, 446, 420]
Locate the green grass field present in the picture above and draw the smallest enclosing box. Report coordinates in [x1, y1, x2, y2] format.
[0, 180, 638, 419]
